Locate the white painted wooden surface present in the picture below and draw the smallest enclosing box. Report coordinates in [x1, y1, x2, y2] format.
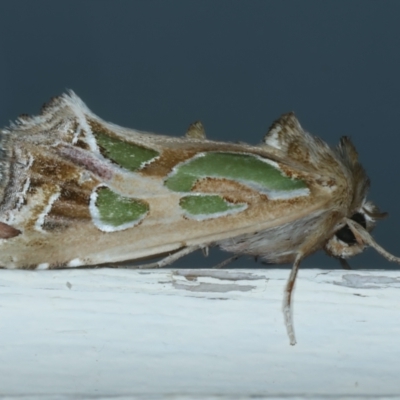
[1, 268, 400, 399]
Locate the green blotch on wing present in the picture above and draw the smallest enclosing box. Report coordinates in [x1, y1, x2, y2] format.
[165, 152, 307, 192]
[94, 131, 159, 171]
[180, 195, 244, 216]
[96, 187, 148, 227]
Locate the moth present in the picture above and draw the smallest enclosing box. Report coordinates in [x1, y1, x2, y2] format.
[1, 91, 399, 344]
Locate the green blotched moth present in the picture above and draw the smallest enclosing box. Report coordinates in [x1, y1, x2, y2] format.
[1, 91, 399, 345]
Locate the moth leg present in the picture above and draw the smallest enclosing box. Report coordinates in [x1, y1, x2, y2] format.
[283, 254, 302, 346]
[339, 258, 352, 270]
[202, 246, 209, 257]
[125, 245, 202, 269]
[213, 255, 240, 269]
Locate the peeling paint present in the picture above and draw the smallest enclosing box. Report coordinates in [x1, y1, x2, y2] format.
[172, 281, 256, 293]
[335, 273, 400, 289]
[173, 269, 265, 281]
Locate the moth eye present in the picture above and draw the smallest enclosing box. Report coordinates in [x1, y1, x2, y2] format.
[335, 225, 356, 245]
[350, 212, 367, 229]
[335, 212, 366, 245]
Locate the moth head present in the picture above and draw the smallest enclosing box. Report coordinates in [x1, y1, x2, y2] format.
[324, 201, 386, 260]
[324, 135, 400, 265]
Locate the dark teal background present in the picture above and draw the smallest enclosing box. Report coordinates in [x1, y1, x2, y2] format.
[1, 0, 399, 269]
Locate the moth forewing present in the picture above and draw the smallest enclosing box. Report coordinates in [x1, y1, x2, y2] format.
[0, 93, 326, 269]
[1, 91, 399, 345]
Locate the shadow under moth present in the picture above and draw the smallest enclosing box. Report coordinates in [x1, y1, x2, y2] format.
[1, 91, 399, 344]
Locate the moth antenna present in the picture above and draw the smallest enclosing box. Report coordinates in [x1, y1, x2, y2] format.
[283, 254, 302, 346]
[347, 219, 400, 264]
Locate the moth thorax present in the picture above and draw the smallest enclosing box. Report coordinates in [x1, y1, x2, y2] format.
[324, 201, 379, 259]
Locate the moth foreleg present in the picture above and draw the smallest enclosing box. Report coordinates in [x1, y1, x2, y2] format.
[125, 245, 202, 269]
[283, 254, 302, 346]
